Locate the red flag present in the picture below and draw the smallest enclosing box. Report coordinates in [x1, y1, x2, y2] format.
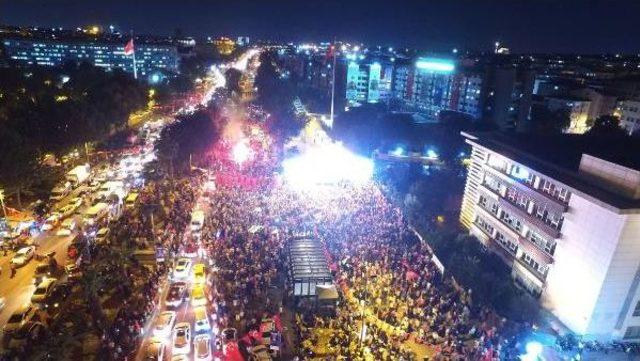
[124, 39, 134, 55]
[324, 44, 335, 64]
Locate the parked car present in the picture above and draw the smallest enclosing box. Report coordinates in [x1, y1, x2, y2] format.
[94, 227, 110, 244]
[165, 282, 187, 308]
[3, 305, 36, 336]
[172, 322, 192, 355]
[153, 311, 176, 338]
[41, 213, 61, 231]
[144, 338, 165, 361]
[173, 258, 192, 279]
[191, 285, 206, 307]
[11, 246, 35, 267]
[7, 321, 46, 353]
[194, 334, 212, 361]
[194, 306, 210, 332]
[56, 218, 77, 236]
[31, 277, 57, 305]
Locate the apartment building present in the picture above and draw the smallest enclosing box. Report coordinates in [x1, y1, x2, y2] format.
[460, 132, 640, 340]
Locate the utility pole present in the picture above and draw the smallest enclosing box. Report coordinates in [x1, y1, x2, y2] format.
[330, 41, 337, 127]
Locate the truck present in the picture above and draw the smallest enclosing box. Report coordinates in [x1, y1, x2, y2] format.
[66, 164, 90, 188]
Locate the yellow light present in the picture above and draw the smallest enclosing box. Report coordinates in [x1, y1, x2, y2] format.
[55, 95, 68, 102]
[90, 26, 100, 35]
[148, 89, 155, 98]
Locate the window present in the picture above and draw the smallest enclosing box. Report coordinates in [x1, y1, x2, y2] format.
[491, 203, 500, 215]
[479, 195, 488, 208]
[624, 326, 640, 339]
[633, 301, 640, 317]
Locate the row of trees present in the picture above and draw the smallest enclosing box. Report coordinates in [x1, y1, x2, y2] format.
[0, 63, 149, 205]
[156, 106, 223, 176]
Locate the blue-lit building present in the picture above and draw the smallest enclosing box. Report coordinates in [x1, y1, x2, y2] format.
[393, 57, 483, 120]
[2, 37, 179, 81]
[345, 57, 394, 107]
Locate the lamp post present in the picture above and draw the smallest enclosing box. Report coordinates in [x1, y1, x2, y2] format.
[0, 189, 6, 220]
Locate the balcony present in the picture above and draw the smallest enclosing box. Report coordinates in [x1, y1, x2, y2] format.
[484, 163, 568, 214]
[515, 257, 548, 282]
[498, 198, 561, 240]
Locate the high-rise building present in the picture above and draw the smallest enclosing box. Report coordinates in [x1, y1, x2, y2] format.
[482, 66, 535, 131]
[2, 37, 179, 81]
[460, 131, 640, 340]
[392, 57, 483, 120]
[345, 58, 393, 107]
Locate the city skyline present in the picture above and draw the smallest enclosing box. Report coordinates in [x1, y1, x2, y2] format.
[3, 0, 640, 54]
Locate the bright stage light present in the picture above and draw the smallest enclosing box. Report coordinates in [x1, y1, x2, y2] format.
[521, 341, 543, 361]
[232, 140, 252, 164]
[282, 142, 373, 188]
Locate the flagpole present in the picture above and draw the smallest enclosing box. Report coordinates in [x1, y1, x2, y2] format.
[330, 41, 337, 126]
[130, 31, 138, 79]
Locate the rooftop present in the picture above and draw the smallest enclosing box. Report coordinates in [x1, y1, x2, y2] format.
[463, 131, 640, 210]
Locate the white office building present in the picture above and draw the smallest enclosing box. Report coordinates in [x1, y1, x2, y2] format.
[615, 99, 640, 135]
[460, 132, 640, 340]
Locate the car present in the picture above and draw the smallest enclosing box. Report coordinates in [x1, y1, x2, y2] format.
[191, 285, 206, 307]
[171, 356, 189, 361]
[194, 306, 210, 332]
[192, 263, 206, 284]
[3, 305, 36, 336]
[31, 277, 57, 304]
[194, 334, 212, 361]
[190, 210, 204, 233]
[41, 213, 61, 231]
[58, 198, 82, 218]
[7, 321, 46, 353]
[172, 322, 191, 355]
[153, 310, 176, 338]
[165, 282, 187, 308]
[33, 263, 53, 285]
[56, 218, 77, 236]
[11, 246, 35, 267]
[249, 344, 272, 361]
[95, 227, 110, 244]
[44, 282, 71, 310]
[144, 338, 165, 361]
[173, 258, 192, 279]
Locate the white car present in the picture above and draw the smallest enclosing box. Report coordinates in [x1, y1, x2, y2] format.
[41, 213, 61, 231]
[173, 258, 192, 279]
[194, 334, 212, 361]
[153, 311, 176, 338]
[194, 306, 210, 332]
[172, 322, 191, 355]
[31, 278, 57, 304]
[56, 218, 77, 236]
[95, 227, 109, 244]
[11, 246, 35, 267]
[3, 305, 35, 336]
[144, 338, 165, 361]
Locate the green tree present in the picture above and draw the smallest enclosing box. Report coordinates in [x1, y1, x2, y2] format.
[80, 268, 106, 333]
[529, 104, 571, 133]
[586, 115, 629, 137]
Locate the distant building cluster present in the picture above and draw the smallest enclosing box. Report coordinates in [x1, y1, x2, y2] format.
[0, 25, 185, 82]
[277, 42, 640, 135]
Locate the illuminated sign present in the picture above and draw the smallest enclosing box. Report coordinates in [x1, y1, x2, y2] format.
[415, 58, 455, 73]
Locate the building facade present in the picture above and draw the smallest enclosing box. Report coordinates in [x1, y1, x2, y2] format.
[545, 96, 592, 134]
[392, 57, 483, 120]
[615, 99, 640, 135]
[2, 37, 179, 80]
[460, 132, 640, 340]
[345, 59, 393, 107]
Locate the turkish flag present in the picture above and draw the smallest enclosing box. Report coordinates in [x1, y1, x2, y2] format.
[124, 39, 134, 55]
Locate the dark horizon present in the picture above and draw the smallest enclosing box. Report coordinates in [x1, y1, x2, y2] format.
[3, 0, 640, 54]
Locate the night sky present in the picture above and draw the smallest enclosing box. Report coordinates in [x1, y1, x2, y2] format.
[3, 0, 640, 54]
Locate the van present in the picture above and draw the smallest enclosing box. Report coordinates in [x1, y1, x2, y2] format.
[190, 210, 204, 233]
[83, 203, 109, 226]
[125, 192, 139, 209]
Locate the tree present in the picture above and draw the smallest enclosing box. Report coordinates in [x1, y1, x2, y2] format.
[0, 127, 38, 207]
[528, 104, 571, 134]
[586, 115, 629, 137]
[80, 268, 106, 333]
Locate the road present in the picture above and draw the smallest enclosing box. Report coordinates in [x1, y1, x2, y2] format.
[135, 49, 262, 361]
